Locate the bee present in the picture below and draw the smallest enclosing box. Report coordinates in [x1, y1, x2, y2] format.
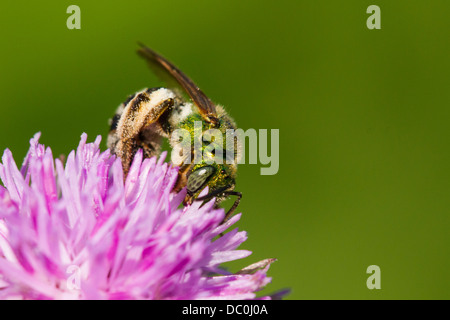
[107, 44, 242, 220]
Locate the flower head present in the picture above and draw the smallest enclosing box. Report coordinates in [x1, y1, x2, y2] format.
[0, 133, 275, 299]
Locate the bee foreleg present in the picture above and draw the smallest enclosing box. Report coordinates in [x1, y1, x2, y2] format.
[223, 191, 242, 223]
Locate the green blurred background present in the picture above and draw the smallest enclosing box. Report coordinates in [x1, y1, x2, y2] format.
[1, 0, 449, 299]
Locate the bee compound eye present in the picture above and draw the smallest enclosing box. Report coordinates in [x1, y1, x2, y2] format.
[187, 166, 215, 193]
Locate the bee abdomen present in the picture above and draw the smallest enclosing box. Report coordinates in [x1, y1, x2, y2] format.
[107, 87, 178, 175]
[115, 88, 174, 139]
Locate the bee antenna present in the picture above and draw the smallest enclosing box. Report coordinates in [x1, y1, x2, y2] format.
[195, 186, 229, 202]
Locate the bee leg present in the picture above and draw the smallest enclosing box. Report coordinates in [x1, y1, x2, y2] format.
[173, 164, 193, 194]
[118, 131, 165, 177]
[215, 192, 242, 237]
[118, 139, 138, 177]
[193, 188, 241, 222]
[222, 191, 242, 223]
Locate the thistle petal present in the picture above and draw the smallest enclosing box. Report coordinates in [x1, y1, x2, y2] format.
[0, 133, 277, 299]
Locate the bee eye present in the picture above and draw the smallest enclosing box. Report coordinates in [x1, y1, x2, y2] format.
[187, 166, 215, 193]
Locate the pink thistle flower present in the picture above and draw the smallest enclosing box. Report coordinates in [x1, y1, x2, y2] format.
[0, 133, 275, 300]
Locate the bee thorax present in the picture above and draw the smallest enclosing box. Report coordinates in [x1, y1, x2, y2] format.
[169, 102, 193, 127]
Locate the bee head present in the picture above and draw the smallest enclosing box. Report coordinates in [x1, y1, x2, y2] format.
[184, 164, 235, 205]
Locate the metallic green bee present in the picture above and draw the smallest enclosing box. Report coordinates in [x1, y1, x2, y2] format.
[107, 44, 241, 219]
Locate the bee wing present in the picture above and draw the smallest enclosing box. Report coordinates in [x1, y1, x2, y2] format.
[137, 43, 217, 123]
